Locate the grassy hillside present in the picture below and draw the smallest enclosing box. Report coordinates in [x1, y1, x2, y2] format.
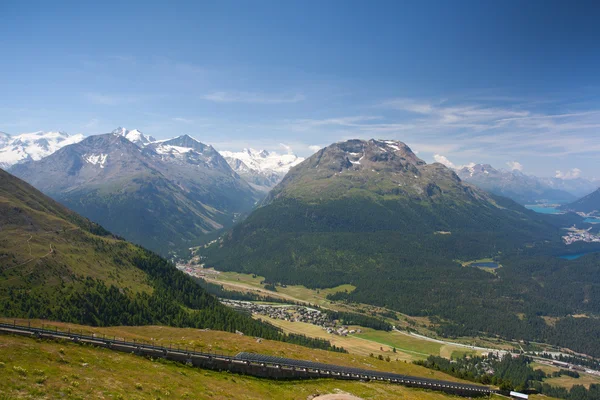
[0, 319, 480, 400]
[0, 169, 341, 350]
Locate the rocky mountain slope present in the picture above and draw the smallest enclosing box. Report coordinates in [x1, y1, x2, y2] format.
[0, 130, 85, 169]
[203, 139, 600, 357]
[220, 148, 304, 191]
[457, 164, 577, 204]
[560, 187, 600, 216]
[10, 133, 260, 256]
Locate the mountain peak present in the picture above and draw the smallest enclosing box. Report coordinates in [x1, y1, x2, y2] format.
[265, 138, 472, 203]
[316, 138, 426, 172]
[159, 134, 212, 151]
[111, 127, 155, 146]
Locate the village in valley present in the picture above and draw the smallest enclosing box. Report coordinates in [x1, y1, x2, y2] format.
[220, 300, 362, 337]
[562, 226, 600, 245]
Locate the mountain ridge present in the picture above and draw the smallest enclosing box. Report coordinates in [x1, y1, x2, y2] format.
[457, 163, 578, 204]
[10, 133, 259, 256]
[560, 187, 600, 216]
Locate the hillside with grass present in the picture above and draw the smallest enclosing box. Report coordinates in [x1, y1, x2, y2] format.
[0, 319, 487, 400]
[0, 169, 343, 350]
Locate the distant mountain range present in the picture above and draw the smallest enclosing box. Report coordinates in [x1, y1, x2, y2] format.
[456, 163, 597, 204]
[2, 127, 307, 255]
[0, 128, 303, 191]
[220, 148, 304, 191]
[0, 130, 85, 169]
[10, 132, 259, 256]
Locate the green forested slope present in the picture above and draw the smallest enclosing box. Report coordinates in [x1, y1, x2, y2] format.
[0, 169, 341, 351]
[203, 139, 600, 356]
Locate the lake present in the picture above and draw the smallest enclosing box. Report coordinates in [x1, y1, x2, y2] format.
[584, 217, 600, 224]
[524, 205, 561, 214]
[559, 251, 599, 260]
[471, 262, 500, 269]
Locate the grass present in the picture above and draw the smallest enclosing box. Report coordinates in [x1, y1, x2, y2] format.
[207, 270, 356, 307]
[254, 315, 479, 363]
[0, 318, 473, 382]
[531, 362, 600, 389]
[0, 192, 153, 296]
[0, 320, 487, 400]
[448, 350, 479, 359]
[355, 329, 443, 358]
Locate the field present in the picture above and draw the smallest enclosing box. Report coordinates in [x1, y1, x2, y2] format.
[205, 270, 356, 307]
[202, 270, 507, 359]
[0, 319, 486, 400]
[254, 315, 478, 362]
[532, 362, 600, 389]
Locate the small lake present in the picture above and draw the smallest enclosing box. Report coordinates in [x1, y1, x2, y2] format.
[584, 217, 600, 224]
[559, 251, 600, 260]
[471, 262, 500, 269]
[525, 205, 562, 214]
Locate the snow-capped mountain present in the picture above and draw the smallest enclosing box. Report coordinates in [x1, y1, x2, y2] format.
[149, 135, 233, 171]
[220, 148, 304, 191]
[0, 130, 85, 169]
[457, 163, 578, 204]
[11, 133, 259, 256]
[111, 127, 155, 147]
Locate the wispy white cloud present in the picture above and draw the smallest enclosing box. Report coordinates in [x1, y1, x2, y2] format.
[172, 117, 193, 124]
[506, 161, 523, 171]
[83, 118, 99, 128]
[202, 91, 305, 104]
[85, 93, 143, 106]
[556, 168, 582, 180]
[433, 154, 475, 170]
[380, 98, 435, 114]
[308, 145, 322, 153]
[433, 154, 456, 169]
[279, 143, 293, 154]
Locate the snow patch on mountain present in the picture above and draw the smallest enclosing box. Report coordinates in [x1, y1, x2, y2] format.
[111, 127, 155, 147]
[154, 144, 195, 155]
[84, 153, 108, 168]
[221, 148, 303, 175]
[0, 131, 85, 168]
[220, 147, 304, 190]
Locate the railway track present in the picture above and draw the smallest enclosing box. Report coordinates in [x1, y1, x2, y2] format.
[0, 322, 494, 397]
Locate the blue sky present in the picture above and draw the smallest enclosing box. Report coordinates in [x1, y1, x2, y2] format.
[2, 0, 600, 178]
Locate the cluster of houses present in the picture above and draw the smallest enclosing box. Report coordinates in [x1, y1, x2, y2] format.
[562, 226, 600, 244]
[220, 300, 362, 336]
[324, 326, 362, 336]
